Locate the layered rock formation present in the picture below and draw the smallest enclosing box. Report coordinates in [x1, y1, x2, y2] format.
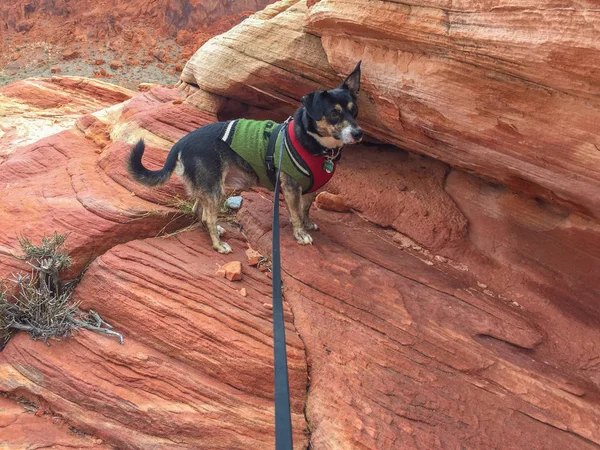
[177, 0, 600, 446]
[0, 78, 308, 449]
[1, 0, 600, 448]
[1, 230, 308, 449]
[183, 0, 600, 213]
[0, 395, 109, 449]
[0, 77, 133, 158]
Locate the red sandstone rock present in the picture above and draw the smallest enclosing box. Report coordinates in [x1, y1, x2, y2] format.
[0, 0, 275, 84]
[0, 78, 311, 447]
[237, 191, 600, 450]
[0, 79, 209, 283]
[152, 50, 167, 63]
[126, 57, 139, 66]
[0, 230, 307, 449]
[182, 0, 600, 221]
[0, 396, 109, 449]
[315, 191, 351, 212]
[176, 29, 195, 46]
[50, 66, 61, 73]
[93, 67, 111, 78]
[245, 248, 262, 266]
[92, 58, 106, 66]
[218, 261, 243, 281]
[1, 72, 599, 448]
[324, 145, 467, 251]
[109, 60, 123, 70]
[138, 82, 160, 92]
[0, 77, 133, 157]
[61, 49, 80, 61]
[178, 15, 600, 447]
[1, 1, 599, 447]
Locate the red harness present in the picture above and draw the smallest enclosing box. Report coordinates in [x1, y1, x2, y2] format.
[286, 119, 337, 193]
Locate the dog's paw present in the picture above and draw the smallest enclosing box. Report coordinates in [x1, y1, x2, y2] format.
[214, 241, 233, 254]
[303, 220, 319, 231]
[217, 225, 226, 237]
[294, 229, 313, 245]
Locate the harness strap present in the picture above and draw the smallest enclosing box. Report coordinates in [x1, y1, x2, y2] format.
[265, 122, 285, 188]
[271, 120, 294, 450]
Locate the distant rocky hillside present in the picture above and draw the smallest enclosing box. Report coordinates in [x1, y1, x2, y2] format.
[0, 0, 275, 88]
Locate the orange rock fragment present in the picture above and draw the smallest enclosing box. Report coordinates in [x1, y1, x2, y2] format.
[245, 248, 262, 266]
[109, 60, 123, 70]
[216, 261, 242, 281]
[315, 192, 351, 212]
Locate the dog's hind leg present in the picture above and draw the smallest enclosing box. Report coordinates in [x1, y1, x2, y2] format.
[281, 173, 313, 245]
[300, 192, 319, 231]
[202, 195, 232, 254]
[193, 194, 231, 253]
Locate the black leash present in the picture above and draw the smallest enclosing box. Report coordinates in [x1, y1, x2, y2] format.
[267, 118, 294, 450]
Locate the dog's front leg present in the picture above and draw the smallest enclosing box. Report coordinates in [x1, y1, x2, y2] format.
[280, 173, 313, 245]
[300, 192, 319, 231]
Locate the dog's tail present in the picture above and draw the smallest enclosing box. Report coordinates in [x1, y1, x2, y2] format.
[127, 139, 179, 187]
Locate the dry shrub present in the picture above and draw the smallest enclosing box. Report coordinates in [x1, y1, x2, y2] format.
[0, 233, 122, 350]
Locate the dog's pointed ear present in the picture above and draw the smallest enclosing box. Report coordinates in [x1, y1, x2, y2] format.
[301, 90, 326, 120]
[340, 60, 361, 98]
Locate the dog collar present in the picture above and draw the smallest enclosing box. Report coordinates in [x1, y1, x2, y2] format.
[286, 119, 337, 193]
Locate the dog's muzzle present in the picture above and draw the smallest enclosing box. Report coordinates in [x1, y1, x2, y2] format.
[341, 126, 363, 144]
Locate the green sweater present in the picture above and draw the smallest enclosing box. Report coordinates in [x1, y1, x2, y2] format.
[221, 119, 312, 192]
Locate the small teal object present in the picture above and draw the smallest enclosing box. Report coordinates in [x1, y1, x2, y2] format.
[226, 196, 243, 210]
[323, 159, 334, 173]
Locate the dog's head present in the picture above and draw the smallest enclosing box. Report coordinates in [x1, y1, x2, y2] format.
[301, 60, 363, 149]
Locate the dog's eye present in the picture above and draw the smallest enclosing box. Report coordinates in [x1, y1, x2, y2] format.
[328, 111, 341, 122]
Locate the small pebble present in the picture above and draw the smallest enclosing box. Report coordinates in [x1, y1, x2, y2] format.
[226, 196, 243, 210]
[245, 248, 262, 266]
[216, 261, 242, 281]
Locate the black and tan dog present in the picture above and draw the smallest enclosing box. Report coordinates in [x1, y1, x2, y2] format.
[128, 61, 362, 253]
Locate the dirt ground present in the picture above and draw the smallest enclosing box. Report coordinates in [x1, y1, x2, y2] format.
[1, 38, 182, 90]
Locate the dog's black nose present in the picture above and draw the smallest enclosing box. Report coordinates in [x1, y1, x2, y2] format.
[351, 129, 363, 140]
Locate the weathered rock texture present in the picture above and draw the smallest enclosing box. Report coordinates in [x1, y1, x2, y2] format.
[0, 230, 308, 449]
[178, 0, 600, 447]
[1, 0, 272, 40]
[308, 0, 600, 219]
[0, 395, 110, 449]
[1, 0, 600, 448]
[180, 0, 337, 120]
[240, 191, 600, 450]
[0, 77, 133, 158]
[0, 76, 309, 448]
[182, 0, 600, 219]
[0, 78, 200, 280]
